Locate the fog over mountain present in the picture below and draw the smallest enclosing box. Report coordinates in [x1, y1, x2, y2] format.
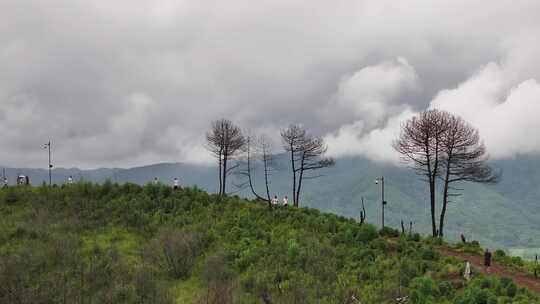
[2, 1, 540, 168]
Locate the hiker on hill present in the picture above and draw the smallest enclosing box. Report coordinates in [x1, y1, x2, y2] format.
[3, 176, 7, 187]
[67, 175, 73, 184]
[484, 249, 492, 272]
[461, 234, 467, 243]
[271, 195, 279, 206]
[153, 177, 159, 185]
[464, 261, 471, 281]
[282, 196, 288, 207]
[535, 254, 538, 278]
[173, 177, 180, 190]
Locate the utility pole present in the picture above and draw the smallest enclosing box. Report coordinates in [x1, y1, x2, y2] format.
[375, 176, 386, 229]
[44, 141, 52, 186]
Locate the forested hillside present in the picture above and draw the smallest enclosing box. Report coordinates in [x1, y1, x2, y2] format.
[0, 183, 538, 303]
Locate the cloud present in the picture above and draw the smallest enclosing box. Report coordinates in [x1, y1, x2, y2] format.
[326, 58, 419, 128]
[324, 58, 420, 162]
[1, 0, 540, 167]
[325, 109, 416, 163]
[430, 63, 540, 158]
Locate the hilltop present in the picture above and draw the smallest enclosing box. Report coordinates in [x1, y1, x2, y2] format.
[3, 154, 540, 250]
[0, 184, 539, 303]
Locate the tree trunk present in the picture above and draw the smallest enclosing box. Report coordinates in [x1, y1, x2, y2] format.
[295, 153, 306, 207]
[295, 169, 303, 207]
[222, 151, 228, 196]
[218, 151, 222, 196]
[426, 142, 438, 237]
[439, 178, 449, 238]
[429, 178, 437, 237]
[289, 142, 296, 206]
[431, 138, 439, 237]
[439, 154, 452, 238]
[246, 143, 266, 202]
[263, 155, 272, 208]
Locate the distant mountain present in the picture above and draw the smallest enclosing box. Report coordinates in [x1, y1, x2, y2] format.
[3, 154, 540, 251]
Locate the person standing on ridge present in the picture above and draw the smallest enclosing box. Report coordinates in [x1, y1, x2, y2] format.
[484, 249, 492, 272]
[283, 196, 288, 207]
[67, 175, 73, 184]
[271, 195, 279, 206]
[153, 177, 159, 185]
[173, 177, 180, 190]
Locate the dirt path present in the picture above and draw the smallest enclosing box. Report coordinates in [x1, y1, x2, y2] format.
[439, 247, 540, 295]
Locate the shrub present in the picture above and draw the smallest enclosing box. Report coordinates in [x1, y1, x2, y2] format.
[438, 281, 454, 298]
[421, 247, 440, 261]
[409, 277, 438, 304]
[379, 226, 400, 238]
[409, 233, 421, 242]
[356, 225, 378, 243]
[202, 251, 236, 304]
[511, 256, 524, 267]
[494, 249, 506, 258]
[144, 228, 202, 279]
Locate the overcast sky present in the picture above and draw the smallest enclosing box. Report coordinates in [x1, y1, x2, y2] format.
[1, 0, 540, 168]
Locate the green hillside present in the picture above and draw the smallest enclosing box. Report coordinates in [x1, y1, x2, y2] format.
[1, 183, 538, 303]
[3, 155, 540, 250]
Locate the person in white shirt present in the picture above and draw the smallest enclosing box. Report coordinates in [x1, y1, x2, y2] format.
[282, 196, 288, 207]
[67, 175, 73, 184]
[153, 177, 159, 185]
[464, 261, 471, 281]
[173, 177, 180, 190]
[271, 195, 279, 206]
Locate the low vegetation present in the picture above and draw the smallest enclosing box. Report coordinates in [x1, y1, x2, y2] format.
[0, 183, 538, 303]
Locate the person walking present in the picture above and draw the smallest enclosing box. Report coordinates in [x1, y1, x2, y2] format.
[67, 175, 73, 185]
[173, 177, 180, 190]
[464, 261, 471, 281]
[282, 196, 288, 207]
[484, 249, 492, 272]
[271, 195, 279, 206]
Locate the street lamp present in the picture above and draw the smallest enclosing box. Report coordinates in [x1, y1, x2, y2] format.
[43, 141, 53, 186]
[375, 176, 386, 229]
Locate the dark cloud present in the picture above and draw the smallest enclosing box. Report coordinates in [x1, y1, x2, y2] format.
[1, 0, 539, 168]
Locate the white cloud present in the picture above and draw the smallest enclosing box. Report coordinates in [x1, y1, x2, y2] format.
[1, 0, 540, 167]
[430, 63, 540, 158]
[329, 58, 419, 127]
[325, 109, 416, 163]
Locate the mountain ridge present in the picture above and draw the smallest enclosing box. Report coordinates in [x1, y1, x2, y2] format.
[2, 154, 539, 251]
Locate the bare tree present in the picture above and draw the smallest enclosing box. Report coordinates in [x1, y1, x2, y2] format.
[281, 125, 335, 207]
[295, 135, 335, 206]
[281, 125, 306, 206]
[259, 135, 274, 206]
[235, 135, 275, 208]
[206, 119, 245, 196]
[359, 197, 366, 225]
[393, 109, 448, 237]
[438, 113, 499, 237]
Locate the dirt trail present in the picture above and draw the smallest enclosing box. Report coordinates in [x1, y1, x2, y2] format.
[439, 247, 540, 295]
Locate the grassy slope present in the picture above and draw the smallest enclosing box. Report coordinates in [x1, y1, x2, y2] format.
[5, 155, 540, 250]
[0, 183, 539, 303]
